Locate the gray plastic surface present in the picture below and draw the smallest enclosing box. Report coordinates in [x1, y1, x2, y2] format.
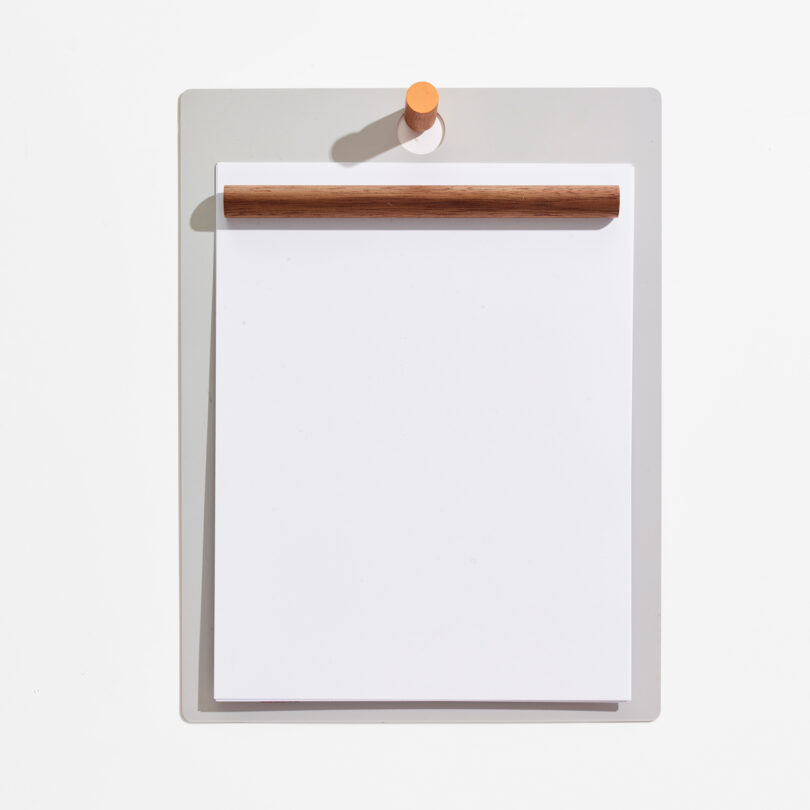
[179, 88, 661, 722]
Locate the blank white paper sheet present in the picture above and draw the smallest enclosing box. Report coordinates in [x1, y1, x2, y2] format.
[214, 162, 634, 702]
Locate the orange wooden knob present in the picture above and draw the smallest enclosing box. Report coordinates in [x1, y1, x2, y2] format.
[404, 82, 439, 133]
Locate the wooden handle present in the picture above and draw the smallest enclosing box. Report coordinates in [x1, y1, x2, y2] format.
[223, 185, 620, 218]
[404, 82, 439, 132]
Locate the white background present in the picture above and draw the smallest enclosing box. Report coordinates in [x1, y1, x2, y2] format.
[0, 1, 808, 807]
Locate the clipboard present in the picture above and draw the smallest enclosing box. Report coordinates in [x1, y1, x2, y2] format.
[179, 87, 661, 722]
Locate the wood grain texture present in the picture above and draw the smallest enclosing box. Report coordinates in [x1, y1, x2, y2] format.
[223, 185, 621, 218]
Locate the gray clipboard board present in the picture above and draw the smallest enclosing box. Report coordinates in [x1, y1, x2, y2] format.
[179, 88, 661, 723]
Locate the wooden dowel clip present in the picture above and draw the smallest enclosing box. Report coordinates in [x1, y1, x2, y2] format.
[223, 185, 620, 219]
[404, 82, 439, 132]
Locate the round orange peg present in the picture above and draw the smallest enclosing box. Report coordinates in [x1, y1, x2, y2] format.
[404, 82, 439, 133]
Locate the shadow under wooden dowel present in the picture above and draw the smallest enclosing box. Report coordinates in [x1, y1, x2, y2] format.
[190, 194, 216, 232]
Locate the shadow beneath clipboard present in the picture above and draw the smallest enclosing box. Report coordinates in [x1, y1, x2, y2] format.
[193, 260, 619, 719]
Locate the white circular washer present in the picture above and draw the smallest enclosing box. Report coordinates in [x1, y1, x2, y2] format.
[397, 113, 445, 155]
